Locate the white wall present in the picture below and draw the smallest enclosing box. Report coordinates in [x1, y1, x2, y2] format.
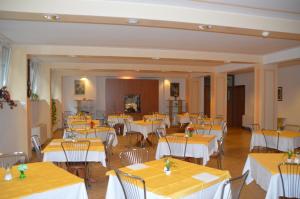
[278, 65, 300, 125]
[235, 72, 255, 125]
[61, 76, 187, 115]
[62, 76, 97, 113]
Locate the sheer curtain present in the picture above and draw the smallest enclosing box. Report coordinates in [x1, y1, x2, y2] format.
[0, 44, 11, 88]
[30, 60, 40, 95]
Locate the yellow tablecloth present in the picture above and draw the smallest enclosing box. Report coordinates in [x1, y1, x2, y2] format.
[66, 126, 112, 135]
[255, 130, 300, 138]
[160, 133, 216, 145]
[188, 124, 221, 131]
[134, 120, 161, 126]
[0, 162, 83, 199]
[249, 153, 288, 175]
[107, 158, 230, 198]
[42, 138, 104, 152]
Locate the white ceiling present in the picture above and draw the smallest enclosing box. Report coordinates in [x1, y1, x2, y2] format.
[110, 0, 300, 20]
[1, 20, 300, 55]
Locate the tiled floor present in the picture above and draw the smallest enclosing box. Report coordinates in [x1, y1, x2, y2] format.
[50, 127, 266, 199]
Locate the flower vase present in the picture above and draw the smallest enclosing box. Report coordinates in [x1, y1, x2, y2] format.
[19, 171, 26, 179]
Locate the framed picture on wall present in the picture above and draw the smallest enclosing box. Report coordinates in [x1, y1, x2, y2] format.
[170, 83, 179, 97]
[74, 80, 85, 95]
[278, 87, 283, 101]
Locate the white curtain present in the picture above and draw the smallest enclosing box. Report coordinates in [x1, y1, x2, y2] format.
[30, 60, 40, 95]
[0, 44, 11, 88]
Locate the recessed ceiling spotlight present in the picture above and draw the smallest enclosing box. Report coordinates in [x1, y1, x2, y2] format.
[262, 31, 270, 37]
[44, 14, 60, 21]
[224, 60, 231, 64]
[198, 24, 213, 30]
[128, 18, 139, 25]
[69, 55, 77, 58]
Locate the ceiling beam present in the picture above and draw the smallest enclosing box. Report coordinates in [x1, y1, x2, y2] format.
[263, 46, 300, 64]
[1, 0, 300, 40]
[215, 63, 254, 73]
[16, 44, 261, 64]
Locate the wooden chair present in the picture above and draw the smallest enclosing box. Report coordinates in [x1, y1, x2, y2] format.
[115, 169, 146, 199]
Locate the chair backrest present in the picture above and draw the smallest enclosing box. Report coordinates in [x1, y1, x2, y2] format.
[115, 169, 146, 199]
[278, 162, 300, 198]
[221, 170, 249, 199]
[218, 136, 225, 155]
[61, 140, 90, 166]
[104, 132, 115, 169]
[156, 128, 166, 138]
[0, 152, 28, 169]
[222, 121, 227, 135]
[165, 135, 188, 158]
[262, 130, 279, 150]
[124, 119, 131, 132]
[119, 148, 149, 166]
[249, 123, 260, 133]
[31, 135, 42, 160]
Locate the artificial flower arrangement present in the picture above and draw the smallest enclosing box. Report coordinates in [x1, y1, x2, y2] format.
[90, 120, 95, 129]
[17, 164, 28, 179]
[186, 126, 194, 137]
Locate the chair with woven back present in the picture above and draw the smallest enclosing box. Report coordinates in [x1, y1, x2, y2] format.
[31, 135, 43, 161]
[211, 136, 225, 169]
[262, 130, 281, 153]
[278, 162, 300, 199]
[124, 119, 143, 148]
[0, 152, 28, 169]
[104, 132, 115, 169]
[115, 169, 147, 199]
[119, 148, 149, 166]
[164, 135, 188, 160]
[61, 140, 90, 185]
[220, 170, 249, 199]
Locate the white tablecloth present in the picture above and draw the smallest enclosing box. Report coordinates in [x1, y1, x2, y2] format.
[250, 132, 300, 152]
[242, 154, 300, 199]
[155, 136, 218, 165]
[177, 114, 191, 125]
[106, 175, 227, 199]
[143, 115, 171, 128]
[125, 121, 165, 139]
[107, 115, 133, 125]
[43, 139, 106, 167]
[63, 128, 118, 146]
[185, 124, 223, 140]
[23, 182, 88, 199]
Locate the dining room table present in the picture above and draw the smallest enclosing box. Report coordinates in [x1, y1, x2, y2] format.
[250, 130, 300, 152]
[242, 153, 300, 199]
[186, 123, 224, 140]
[0, 162, 88, 199]
[143, 114, 171, 128]
[42, 138, 107, 167]
[106, 158, 231, 199]
[155, 133, 218, 165]
[63, 126, 118, 146]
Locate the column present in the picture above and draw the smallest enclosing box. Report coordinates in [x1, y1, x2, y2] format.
[210, 72, 227, 120]
[186, 76, 201, 113]
[254, 64, 278, 129]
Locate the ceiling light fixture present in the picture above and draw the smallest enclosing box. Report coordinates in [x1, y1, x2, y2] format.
[152, 57, 160, 60]
[44, 14, 60, 21]
[262, 31, 270, 37]
[198, 24, 213, 30]
[128, 18, 139, 25]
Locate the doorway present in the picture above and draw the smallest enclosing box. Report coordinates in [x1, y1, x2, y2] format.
[227, 75, 245, 127]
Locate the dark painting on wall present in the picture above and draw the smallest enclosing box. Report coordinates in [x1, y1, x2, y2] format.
[74, 80, 85, 95]
[124, 95, 141, 113]
[170, 83, 179, 97]
[278, 87, 283, 101]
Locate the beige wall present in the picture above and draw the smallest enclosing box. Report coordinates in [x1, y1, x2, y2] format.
[0, 46, 30, 155]
[278, 65, 300, 125]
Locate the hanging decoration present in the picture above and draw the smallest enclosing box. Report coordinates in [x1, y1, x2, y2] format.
[0, 86, 17, 109]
